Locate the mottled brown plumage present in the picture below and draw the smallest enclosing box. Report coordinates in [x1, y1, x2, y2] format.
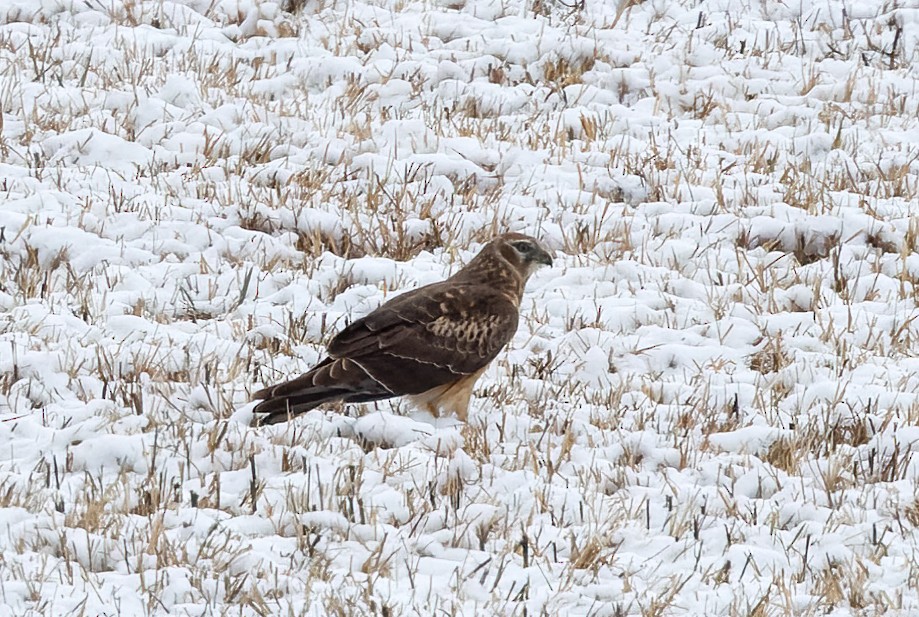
[251, 233, 553, 426]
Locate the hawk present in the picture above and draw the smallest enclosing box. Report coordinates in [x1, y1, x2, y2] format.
[251, 233, 553, 426]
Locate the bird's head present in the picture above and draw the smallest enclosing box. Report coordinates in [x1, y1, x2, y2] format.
[495, 233, 554, 277]
[450, 232, 554, 294]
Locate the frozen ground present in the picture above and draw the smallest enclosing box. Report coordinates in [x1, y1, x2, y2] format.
[2, 0, 919, 614]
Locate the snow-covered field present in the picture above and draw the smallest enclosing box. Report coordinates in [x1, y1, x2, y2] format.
[2, 0, 919, 614]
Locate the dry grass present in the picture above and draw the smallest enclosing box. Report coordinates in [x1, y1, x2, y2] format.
[2, 0, 919, 615]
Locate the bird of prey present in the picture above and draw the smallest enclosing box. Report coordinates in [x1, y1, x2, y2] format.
[251, 233, 553, 426]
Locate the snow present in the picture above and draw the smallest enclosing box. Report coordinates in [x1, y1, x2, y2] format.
[2, 0, 919, 614]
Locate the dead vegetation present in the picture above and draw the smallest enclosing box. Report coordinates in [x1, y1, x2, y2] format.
[2, 0, 919, 615]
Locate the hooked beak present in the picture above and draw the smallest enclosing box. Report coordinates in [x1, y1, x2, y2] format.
[534, 247, 553, 267]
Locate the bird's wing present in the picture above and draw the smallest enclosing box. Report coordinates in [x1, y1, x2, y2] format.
[326, 282, 520, 395]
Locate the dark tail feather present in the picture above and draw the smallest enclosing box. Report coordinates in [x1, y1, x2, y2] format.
[250, 357, 392, 426]
[252, 390, 350, 426]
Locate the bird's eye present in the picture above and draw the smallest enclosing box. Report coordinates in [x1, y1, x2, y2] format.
[512, 241, 532, 253]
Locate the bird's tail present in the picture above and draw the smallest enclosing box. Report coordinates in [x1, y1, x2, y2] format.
[250, 357, 390, 426]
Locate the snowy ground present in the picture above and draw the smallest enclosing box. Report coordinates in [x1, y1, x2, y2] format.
[2, 0, 919, 614]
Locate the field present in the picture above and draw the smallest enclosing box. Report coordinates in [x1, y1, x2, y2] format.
[2, 0, 919, 614]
